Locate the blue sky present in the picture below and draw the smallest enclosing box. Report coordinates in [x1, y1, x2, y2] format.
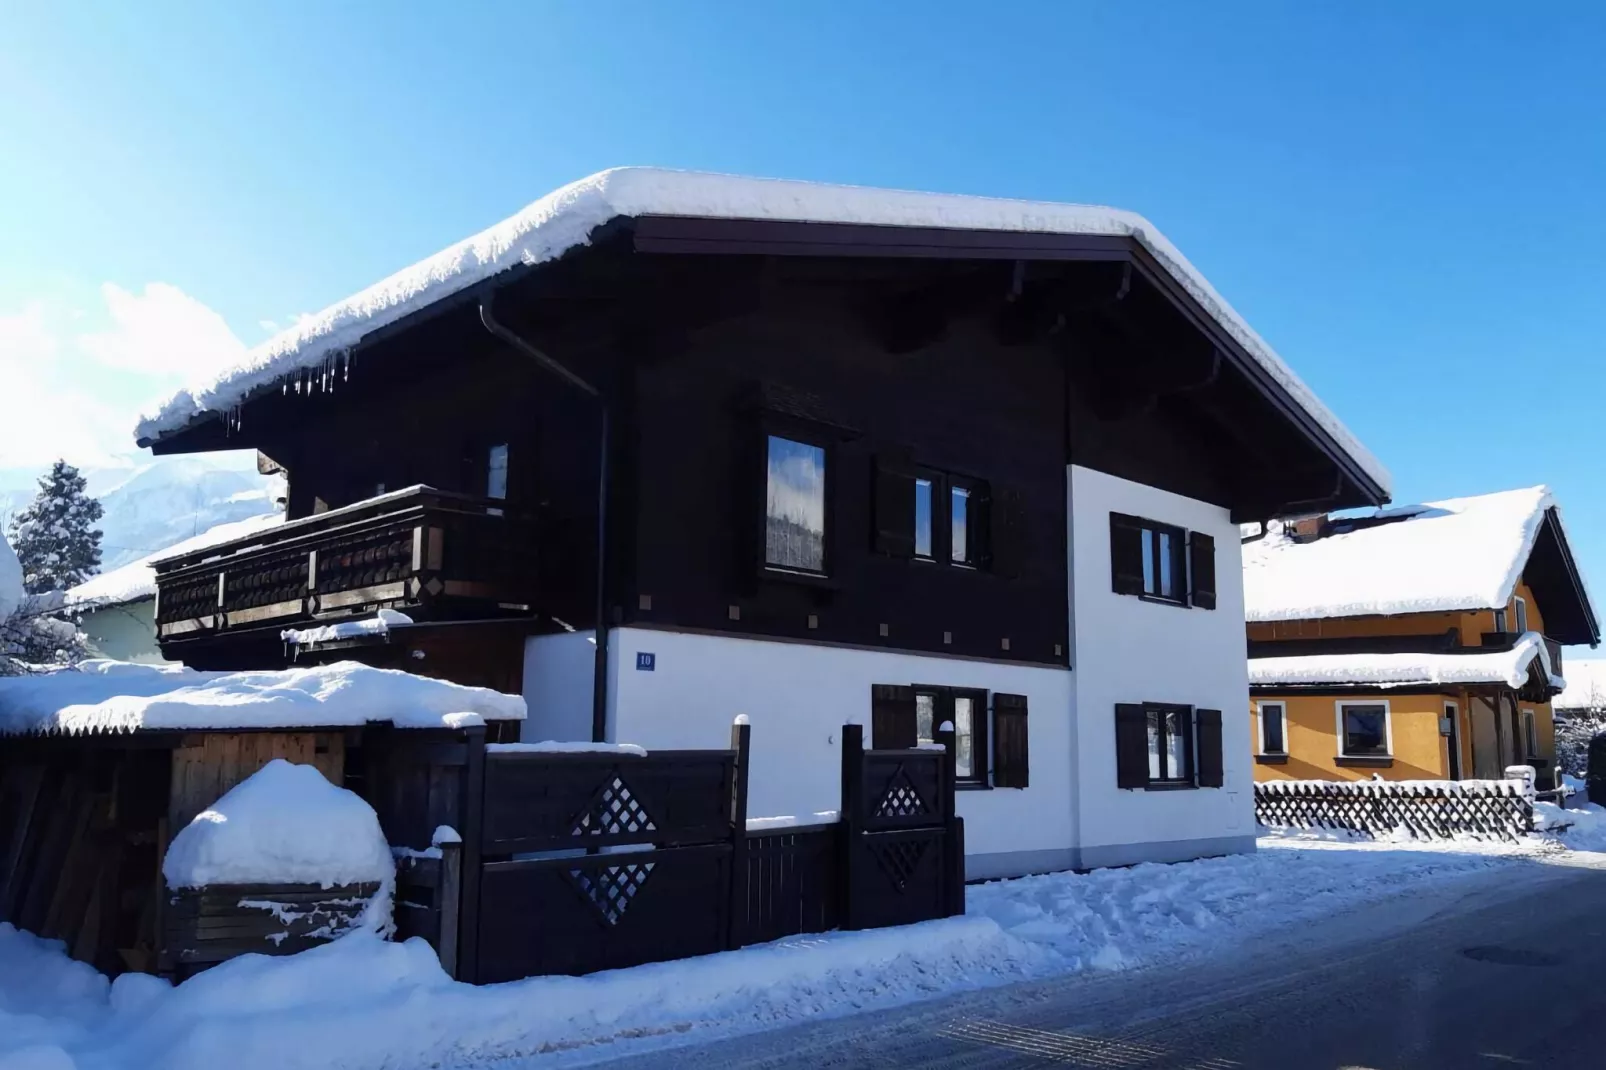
[3, 4, 1605, 635]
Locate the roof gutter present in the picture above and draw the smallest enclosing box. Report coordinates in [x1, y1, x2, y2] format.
[479, 293, 612, 744]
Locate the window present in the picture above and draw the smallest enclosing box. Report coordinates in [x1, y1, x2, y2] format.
[914, 478, 934, 559]
[1522, 708, 1539, 759]
[1337, 702, 1391, 758]
[953, 692, 977, 779]
[951, 486, 971, 565]
[1494, 608, 1508, 632]
[765, 435, 827, 574]
[1115, 704, 1224, 789]
[486, 443, 509, 501]
[1146, 704, 1194, 784]
[1259, 702, 1287, 756]
[485, 443, 509, 516]
[871, 684, 995, 787]
[1513, 596, 1529, 635]
[1109, 513, 1215, 609]
[873, 457, 993, 571]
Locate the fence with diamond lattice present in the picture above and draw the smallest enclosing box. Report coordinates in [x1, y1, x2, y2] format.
[1254, 778, 1534, 841]
[376, 719, 964, 984]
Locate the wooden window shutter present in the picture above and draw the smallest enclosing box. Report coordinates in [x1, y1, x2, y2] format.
[992, 693, 1029, 788]
[1196, 708, 1224, 787]
[1115, 703, 1150, 789]
[870, 684, 917, 749]
[873, 455, 916, 558]
[1189, 531, 1217, 610]
[989, 487, 1027, 578]
[1110, 514, 1145, 596]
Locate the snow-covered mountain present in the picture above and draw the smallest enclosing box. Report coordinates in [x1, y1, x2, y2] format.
[0, 453, 283, 573]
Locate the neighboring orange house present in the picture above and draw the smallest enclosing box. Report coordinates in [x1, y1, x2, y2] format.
[1242, 487, 1598, 790]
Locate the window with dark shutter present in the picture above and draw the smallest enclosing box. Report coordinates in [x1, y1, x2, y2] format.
[873, 455, 916, 558]
[870, 684, 917, 749]
[992, 693, 1029, 788]
[986, 486, 1022, 577]
[1110, 515, 1146, 596]
[1115, 704, 1150, 789]
[1111, 513, 1190, 606]
[1196, 709, 1224, 787]
[1189, 532, 1217, 610]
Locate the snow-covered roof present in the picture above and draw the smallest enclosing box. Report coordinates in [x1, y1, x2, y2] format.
[1554, 659, 1606, 710]
[0, 659, 524, 735]
[163, 759, 394, 889]
[134, 168, 1389, 496]
[1244, 486, 1561, 622]
[66, 512, 284, 610]
[1249, 632, 1563, 691]
[0, 530, 22, 621]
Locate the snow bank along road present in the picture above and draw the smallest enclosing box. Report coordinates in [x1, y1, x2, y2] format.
[2, 832, 1598, 1070]
[595, 846, 1606, 1070]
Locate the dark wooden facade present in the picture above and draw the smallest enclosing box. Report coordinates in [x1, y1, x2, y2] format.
[149, 220, 1385, 678]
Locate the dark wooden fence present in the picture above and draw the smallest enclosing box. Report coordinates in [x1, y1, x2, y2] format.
[376, 721, 964, 983]
[1255, 779, 1534, 841]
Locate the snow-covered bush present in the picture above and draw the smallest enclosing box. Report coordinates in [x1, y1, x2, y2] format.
[0, 530, 88, 676]
[8, 460, 105, 594]
[1555, 711, 1605, 777]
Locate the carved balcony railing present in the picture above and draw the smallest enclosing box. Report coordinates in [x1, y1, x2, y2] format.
[152, 486, 538, 643]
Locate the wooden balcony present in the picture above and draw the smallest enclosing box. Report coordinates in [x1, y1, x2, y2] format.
[153, 486, 539, 647]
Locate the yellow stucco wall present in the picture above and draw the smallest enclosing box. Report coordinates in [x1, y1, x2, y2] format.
[1251, 689, 1557, 783]
[1251, 693, 1452, 781]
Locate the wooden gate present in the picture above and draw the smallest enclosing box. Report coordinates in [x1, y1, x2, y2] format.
[468, 741, 742, 984]
[839, 724, 964, 930]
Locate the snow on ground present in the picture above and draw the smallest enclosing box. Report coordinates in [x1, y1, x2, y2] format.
[0, 659, 524, 735]
[134, 169, 1388, 498]
[164, 760, 393, 891]
[1, 829, 1595, 1070]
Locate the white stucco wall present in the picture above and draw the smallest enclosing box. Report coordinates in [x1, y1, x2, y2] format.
[1067, 465, 1255, 867]
[521, 630, 598, 743]
[606, 626, 1076, 879]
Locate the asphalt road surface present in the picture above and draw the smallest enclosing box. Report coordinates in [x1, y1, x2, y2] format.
[596, 855, 1606, 1070]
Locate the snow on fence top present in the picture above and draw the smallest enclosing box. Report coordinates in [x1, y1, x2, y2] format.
[0, 659, 525, 736]
[1244, 485, 1558, 621]
[66, 512, 284, 610]
[1248, 631, 1563, 691]
[132, 167, 1389, 495]
[163, 759, 394, 889]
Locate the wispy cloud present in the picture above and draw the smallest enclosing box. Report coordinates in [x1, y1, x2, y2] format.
[0, 283, 246, 469]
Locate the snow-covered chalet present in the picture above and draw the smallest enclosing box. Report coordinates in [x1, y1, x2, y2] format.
[135, 168, 1390, 877]
[1244, 487, 1599, 790]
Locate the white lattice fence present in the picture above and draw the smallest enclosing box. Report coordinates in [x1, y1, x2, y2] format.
[1255, 778, 1534, 841]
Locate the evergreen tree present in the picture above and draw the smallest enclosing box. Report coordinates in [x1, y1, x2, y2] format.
[8, 460, 105, 593]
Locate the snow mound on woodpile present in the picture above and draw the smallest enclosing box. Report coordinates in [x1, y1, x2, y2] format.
[163, 760, 393, 890]
[0, 659, 525, 735]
